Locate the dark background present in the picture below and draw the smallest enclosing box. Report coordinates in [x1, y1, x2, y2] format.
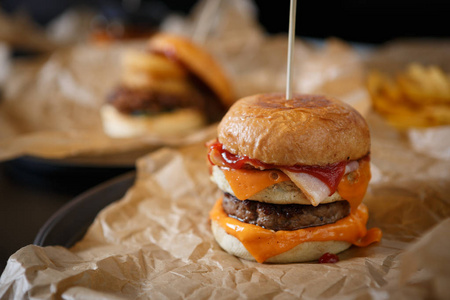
[2, 0, 449, 44]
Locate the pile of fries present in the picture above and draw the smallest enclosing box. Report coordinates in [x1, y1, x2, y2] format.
[367, 63, 450, 128]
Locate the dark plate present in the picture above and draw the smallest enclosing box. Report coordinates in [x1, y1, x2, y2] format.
[34, 171, 136, 247]
[4, 155, 136, 193]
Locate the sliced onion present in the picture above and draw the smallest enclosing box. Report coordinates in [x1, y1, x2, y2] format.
[281, 169, 331, 206]
[345, 160, 359, 174]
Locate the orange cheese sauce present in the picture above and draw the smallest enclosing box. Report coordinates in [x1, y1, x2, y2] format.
[222, 168, 290, 200]
[210, 198, 382, 263]
[337, 158, 371, 212]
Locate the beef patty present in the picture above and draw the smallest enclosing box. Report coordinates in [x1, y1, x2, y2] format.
[107, 86, 201, 114]
[222, 193, 350, 231]
[108, 81, 225, 123]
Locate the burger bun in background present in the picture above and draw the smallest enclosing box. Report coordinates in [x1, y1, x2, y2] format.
[101, 33, 235, 138]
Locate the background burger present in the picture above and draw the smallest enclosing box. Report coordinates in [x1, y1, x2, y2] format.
[101, 33, 235, 138]
[208, 93, 381, 263]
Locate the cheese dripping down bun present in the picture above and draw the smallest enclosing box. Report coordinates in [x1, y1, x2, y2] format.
[208, 93, 381, 263]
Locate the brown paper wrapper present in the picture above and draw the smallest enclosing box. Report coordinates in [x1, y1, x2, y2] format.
[1, 114, 450, 298]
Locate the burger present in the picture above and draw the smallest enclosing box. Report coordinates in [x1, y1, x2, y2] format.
[101, 33, 235, 138]
[207, 93, 381, 263]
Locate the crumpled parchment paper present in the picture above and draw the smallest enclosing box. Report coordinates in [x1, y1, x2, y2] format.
[1, 113, 450, 299]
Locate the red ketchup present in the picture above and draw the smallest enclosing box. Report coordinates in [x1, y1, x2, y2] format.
[318, 253, 340, 264]
[207, 141, 347, 196]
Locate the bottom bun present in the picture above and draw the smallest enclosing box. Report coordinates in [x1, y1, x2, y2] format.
[100, 104, 205, 138]
[211, 220, 351, 263]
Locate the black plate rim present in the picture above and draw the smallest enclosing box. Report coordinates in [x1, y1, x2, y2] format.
[15, 155, 136, 169]
[34, 171, 136, 247]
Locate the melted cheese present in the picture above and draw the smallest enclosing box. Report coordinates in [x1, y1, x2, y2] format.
[337, 158, 371, 212]
[222, 168, 290, 200]
[210, 198, 382, 263]
[221, 159, 370, 208]
[353, 227, 383, 247]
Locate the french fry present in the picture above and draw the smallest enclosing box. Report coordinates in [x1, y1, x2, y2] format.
[397, 64, 450, 105]
[367, 63, 450, 128]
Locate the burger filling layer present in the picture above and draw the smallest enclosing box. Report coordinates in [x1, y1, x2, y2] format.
[208, 141, 371, 209]
[222, 193, 350, 231]
[109, 49, 227, 123]
[210, 165, 344, 205]
[108, 84, 225, 123]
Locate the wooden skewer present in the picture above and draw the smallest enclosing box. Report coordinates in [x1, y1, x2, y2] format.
[286, 0, 297, 100]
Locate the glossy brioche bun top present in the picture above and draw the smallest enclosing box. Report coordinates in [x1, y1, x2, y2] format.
[147, 33, 235, 107]
[217, 93, 370, 166]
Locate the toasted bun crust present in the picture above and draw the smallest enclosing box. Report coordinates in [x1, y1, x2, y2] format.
[210, 165, 343, 205]
[100, 104, 205, 138]
[211, 220, 351, 263]
[148, 33, 235, 108]
[218, 93, 370, 166]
